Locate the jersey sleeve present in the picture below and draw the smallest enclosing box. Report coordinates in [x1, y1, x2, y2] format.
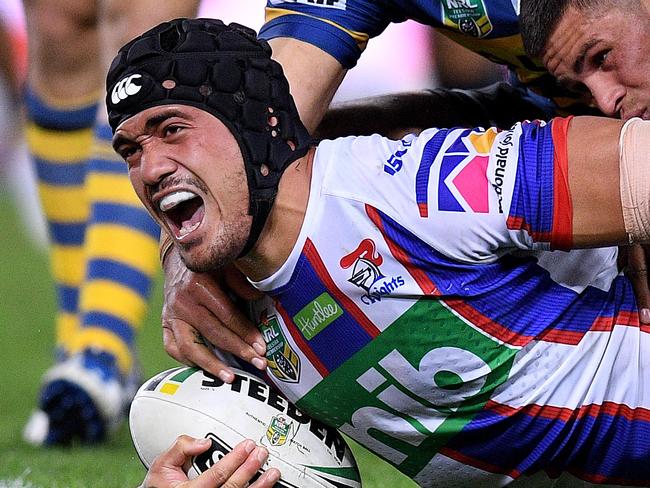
[261, 1, 596, 115]
[330, 117, 574, 264]
[261, 0, 400, 68]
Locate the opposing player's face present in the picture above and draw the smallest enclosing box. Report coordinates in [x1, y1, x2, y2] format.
[113, 105, 252, 272]
[542, 3, 650, 119]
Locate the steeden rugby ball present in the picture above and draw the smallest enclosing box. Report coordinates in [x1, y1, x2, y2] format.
[130, 366, 361, 487]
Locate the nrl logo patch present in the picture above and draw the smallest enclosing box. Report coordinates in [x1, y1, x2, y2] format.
[260, 313, 301, 383]
[441, 0, 493, 38]
[265, 414, 296, 447]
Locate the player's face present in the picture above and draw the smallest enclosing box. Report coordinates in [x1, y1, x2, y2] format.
[542, 3, 650, 120]
[113, 105, 252, 272]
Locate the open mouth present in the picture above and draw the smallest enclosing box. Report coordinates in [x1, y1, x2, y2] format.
[158, 190, 205, 239]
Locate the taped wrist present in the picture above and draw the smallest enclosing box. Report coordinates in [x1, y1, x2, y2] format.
[619, 117, 650, 243]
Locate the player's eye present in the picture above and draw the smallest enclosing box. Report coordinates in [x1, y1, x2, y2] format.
[163, 125, 184, 137]
[118, 145, 139, 162]
[593, 49, 611, 68]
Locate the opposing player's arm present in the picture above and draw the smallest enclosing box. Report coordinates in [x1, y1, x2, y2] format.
[268, 37, 347, 134]
[314, 83, 549, 140]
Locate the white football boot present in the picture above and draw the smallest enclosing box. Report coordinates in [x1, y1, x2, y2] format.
[23, 348, 141, 446]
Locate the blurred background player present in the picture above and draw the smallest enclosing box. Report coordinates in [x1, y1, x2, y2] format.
[0, 1, 34, 243]
[21, 0, 200, 446]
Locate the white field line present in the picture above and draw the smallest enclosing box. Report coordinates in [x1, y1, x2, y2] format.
[0, 469, 40, 488]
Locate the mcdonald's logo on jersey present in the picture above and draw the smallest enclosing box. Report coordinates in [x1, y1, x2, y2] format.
[416, 128, 497, 216]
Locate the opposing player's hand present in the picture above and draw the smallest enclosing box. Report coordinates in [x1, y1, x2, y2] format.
[162, 245, 267, 382]
[622, 244, 650, 324]
[140, 435, 281, 488]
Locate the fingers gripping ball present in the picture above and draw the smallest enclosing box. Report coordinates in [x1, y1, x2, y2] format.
[130, 367, 361, 487]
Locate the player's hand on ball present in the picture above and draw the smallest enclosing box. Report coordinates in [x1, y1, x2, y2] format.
[141, 435, 280, 488]
[162, 246, 267, 382]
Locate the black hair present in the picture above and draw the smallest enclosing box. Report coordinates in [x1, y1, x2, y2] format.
[520, 0, 638, 57]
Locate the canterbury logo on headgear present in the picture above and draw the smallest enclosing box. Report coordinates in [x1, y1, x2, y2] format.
[111, 73, 142, 105]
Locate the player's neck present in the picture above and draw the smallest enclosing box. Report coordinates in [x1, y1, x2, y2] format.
[235, 147, 315, 281]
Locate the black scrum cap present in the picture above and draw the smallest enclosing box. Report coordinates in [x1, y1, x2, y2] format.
[106, 18, 311, 256]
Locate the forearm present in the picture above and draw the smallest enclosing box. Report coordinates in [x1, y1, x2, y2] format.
[314, 82, 549, 140]
[268, 37, 346, 134]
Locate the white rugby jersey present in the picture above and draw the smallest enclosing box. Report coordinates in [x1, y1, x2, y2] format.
[249, 119, 649, 487]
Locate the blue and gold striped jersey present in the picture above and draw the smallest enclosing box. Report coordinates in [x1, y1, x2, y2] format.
[260, 0, 591, 114]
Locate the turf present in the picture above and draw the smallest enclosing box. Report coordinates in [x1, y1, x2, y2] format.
[0, 192, 415, 487]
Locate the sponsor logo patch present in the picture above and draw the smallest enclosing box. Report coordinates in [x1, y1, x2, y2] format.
[384, 137, 414, 176]
[298, 299, 517, 480]
[340, 239, 405, 305]
[110, 73, 143, 105]
[434, 128, 497, 214]
[260, 313, 301, 383]
[441, 0, 493, 38]
[293, 293, 342, 340]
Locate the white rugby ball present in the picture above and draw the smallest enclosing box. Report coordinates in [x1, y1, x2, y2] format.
[130, 366, 361, 487]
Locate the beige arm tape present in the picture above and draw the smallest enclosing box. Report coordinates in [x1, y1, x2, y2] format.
[619, 117, 650, 243]
[159, 229, 174, 265]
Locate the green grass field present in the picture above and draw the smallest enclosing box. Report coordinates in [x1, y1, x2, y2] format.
[0, 192, 415, 487]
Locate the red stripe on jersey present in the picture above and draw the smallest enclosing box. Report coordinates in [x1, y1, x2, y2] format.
[591, 310, 640, 330]
[569, 468, 650, 486]
[550, 117, 574, 250]
[485, 399, 650, 423]
[444, 299, 534, 346]
[275, 300, 329, 377]
[303, 239, 381, 339]
[539, 309, 644, 344]
[366, 204, 438, 295]
[368, 204, 534, 347]
[506, 215, 552, 241]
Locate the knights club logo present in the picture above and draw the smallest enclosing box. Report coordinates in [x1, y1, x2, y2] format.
[259, 312, 301, 383]
[340, 239, 405, 305]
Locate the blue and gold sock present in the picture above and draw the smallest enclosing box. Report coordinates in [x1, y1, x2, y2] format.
[24, 87, 98, 360]
[73, 122, 160, 377]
